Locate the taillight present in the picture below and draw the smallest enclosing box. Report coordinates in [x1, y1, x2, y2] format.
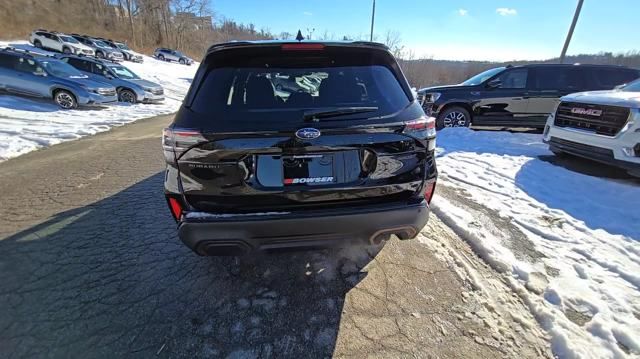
[403, 116, 436, 138]
[424, 181, 436, 204]
[281, 43, 325, 51]
[162, 127, 207, 161]
[167, 197, 183, 221]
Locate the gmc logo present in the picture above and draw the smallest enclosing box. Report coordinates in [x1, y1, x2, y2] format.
[571, 107, 602, 117]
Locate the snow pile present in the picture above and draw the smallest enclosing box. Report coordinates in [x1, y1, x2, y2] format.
[433, 128, 640, 358]
[0, 41, 197, 161]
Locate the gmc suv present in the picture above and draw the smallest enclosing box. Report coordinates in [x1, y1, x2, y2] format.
[544, 79, 640, 177]
[163, 41, 438, 256]
[417, 64, 640, 130]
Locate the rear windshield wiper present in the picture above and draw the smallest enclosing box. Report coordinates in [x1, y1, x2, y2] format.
[303, 107, 378, 122]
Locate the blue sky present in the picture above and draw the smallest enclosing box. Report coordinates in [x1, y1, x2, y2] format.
[212, 0, 639, 61]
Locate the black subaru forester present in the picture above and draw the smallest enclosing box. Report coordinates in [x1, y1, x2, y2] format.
[163, 41, 438, 256]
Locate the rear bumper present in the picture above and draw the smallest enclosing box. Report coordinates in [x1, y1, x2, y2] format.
[177, 201, 430, 256]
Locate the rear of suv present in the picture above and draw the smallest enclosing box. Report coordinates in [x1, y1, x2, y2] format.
[417, 64, 640, 130]
[544, 79, 640, 177]
[163, 41, 438, 256]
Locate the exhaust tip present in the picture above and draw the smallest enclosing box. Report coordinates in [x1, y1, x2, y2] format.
[196, 240, 251, 256]
[369, 227, 418, 244]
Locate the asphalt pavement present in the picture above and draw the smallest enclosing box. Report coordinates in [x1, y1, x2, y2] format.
[0, 114, 550, 358]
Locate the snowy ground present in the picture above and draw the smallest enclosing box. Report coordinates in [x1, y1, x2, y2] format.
[433, 128, 640, 358]
[0, 41, 197, 161]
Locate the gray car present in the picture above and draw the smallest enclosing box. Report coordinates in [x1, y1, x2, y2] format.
[153, 48, 193, 65]
[60, 55, 164, 103]
[0, 48, 117, 109]
[114, 41, 143, 63]
[70, 35, 124, 62]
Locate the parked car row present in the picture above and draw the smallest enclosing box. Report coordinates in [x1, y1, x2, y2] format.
[29, 30, 194, 67]
[30, 29, 137, 63]
[0, 47, 164, 109]
[417, 63, 640, 176]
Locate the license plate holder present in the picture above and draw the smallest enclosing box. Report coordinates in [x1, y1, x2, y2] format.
[282, 154, 335, 186]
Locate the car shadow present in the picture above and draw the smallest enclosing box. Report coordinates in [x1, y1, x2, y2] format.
[538, 154, 636, 180]
[514, 156, 640, 239]
[0, 173, 378, 358]
[0, 93, 60, 112]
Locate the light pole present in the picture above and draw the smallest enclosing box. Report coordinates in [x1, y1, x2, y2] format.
[370, 0, 376, 41]
[560, 0, 584, 63]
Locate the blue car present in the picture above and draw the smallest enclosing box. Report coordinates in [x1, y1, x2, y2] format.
[0, 48, 117, 109]
[59, 55, 164, 103]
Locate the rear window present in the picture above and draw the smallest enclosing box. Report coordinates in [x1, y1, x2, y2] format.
[593, 68, 640, 88]
[189, 46, 410, 123]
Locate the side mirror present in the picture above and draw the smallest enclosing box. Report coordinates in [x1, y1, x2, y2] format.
[614, 83, 626, 90]
[33, 71, 47, 77]
[486, 79, 501, 89]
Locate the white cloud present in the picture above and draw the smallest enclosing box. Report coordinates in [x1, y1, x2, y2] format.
[457, 9, 468, 16]
[303, 11, 313, 16]
[496, 7, 517, 16]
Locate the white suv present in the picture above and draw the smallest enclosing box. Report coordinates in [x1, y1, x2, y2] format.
[29, 30, 95, 56]
[543, 79, 640, 177]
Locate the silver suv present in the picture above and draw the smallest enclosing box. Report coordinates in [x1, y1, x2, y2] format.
[153, 48, 193, 65]
[70, 35, 124, 62]
[114, 41, 143, 63]
[60, 55, 164, 103]
[0, 48, 117, 109]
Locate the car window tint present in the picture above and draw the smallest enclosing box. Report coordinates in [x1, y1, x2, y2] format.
[15, 57, 38, 73]
[593, 68, 640, 88]
[535, 67, 587, 90]
[496, 69, 528, 89]
[0, 53, 18, 68]
[68, 58, 92, 72]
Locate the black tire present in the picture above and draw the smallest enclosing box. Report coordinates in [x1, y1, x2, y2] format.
[436, 106, 471, 130]
[118, 89, 136, 103]
[179, 58, 186, 65]
[96, 51, 104, 59]
[158, 54, 165, 61]
[33, 39, 42, 48]
[53, 90, 78, 109]
[62, 47, 72, 54]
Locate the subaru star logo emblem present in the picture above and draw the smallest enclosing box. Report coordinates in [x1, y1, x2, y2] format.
[295, 128, 321, 140]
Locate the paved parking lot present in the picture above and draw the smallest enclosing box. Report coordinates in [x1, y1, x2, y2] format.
[0, 115, 549, 358]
